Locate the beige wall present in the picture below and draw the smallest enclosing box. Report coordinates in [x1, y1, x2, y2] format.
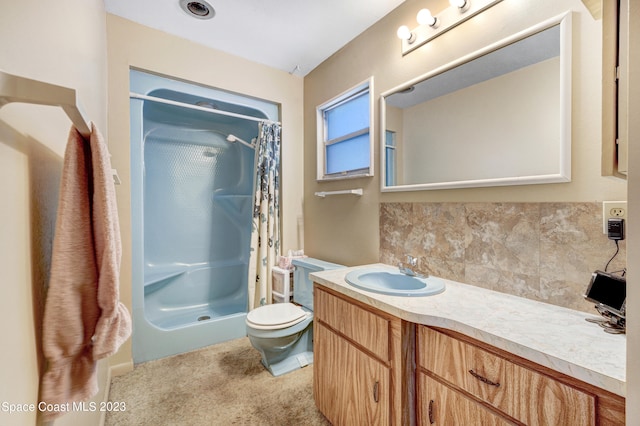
[304, 0, 626, 266]
[106, 14, 304, 370]
[0, 1, 109, 425]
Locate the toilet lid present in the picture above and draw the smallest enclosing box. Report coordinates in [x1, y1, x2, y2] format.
[246, 303, 310, 330]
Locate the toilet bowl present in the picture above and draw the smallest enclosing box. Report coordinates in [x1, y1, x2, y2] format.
[246, 258, 344, 376]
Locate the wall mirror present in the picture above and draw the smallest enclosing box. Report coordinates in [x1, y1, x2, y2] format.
[381, 12, 572, 191]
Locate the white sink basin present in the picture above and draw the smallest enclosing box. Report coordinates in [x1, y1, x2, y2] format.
[345, 267, 446, 297]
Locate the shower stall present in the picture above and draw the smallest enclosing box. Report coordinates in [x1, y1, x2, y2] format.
[130, 70, 279, 363]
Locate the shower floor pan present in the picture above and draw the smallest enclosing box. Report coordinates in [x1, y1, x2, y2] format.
[146, 301, 245, 330]
[144, 264, 247, 330]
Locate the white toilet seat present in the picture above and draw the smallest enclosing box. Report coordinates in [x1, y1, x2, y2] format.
[246, 303, 311, 330]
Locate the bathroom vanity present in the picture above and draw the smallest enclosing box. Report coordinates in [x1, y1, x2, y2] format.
[311, 264, 625, 425]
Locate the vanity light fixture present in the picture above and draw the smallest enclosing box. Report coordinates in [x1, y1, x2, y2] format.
[397, 0, 504, 55]
[416, 8, 437, 27]
[449, 0, 468, 9]
[396, 25, 415, 43]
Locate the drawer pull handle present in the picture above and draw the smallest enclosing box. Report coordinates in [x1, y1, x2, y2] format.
[468, 369, 501, 387]
[428, 399, 434, 424]
[373, 381, 379, 403]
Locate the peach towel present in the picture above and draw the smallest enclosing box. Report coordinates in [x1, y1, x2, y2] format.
[40, 123, 131, 419]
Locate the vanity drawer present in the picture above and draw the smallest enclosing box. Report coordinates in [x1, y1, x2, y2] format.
[314, 287, 390, 361]
[417, 371, 514, 426]
[417, 326, 596, 426]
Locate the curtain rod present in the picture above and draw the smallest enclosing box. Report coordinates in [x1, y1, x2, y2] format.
[129, 92, 280, 126]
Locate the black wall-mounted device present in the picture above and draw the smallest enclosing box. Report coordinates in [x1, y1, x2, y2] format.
[584, 270, 626, 318]
[607, 218, 625, 240]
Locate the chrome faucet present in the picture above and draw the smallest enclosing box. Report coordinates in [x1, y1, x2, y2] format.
[398, 255, 420, 276]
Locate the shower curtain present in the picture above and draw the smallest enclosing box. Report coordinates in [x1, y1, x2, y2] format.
[248, 122, 281, 310]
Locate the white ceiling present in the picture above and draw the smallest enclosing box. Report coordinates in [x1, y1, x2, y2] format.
[104, 0, 406, 76]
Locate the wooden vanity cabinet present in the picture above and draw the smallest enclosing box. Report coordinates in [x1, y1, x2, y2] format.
[313, 285, 412, 425]
[417, 326, 625, 426]
[312, 283, 625, 425]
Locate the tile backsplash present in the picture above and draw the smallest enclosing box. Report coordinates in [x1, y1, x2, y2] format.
[380, 202, 626, 313]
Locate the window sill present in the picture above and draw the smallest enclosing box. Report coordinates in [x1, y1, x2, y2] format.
[317, 172, 373, 182]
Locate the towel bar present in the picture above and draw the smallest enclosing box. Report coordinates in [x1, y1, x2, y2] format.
[314, 188, 363, 198]
[0, 70, 120, 185]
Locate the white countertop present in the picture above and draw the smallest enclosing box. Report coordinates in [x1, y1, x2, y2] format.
[310, 263, 626, 397]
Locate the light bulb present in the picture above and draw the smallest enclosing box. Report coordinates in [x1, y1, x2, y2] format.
[416, 8, 436, 27]
[449, 0, 467, 8]
[396, 25, 413, 41]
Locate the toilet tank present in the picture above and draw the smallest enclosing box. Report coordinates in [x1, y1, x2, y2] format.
[291, 258, 344, 310]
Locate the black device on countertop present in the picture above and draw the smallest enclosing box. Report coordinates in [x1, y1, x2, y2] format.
[584, 270, 626, 319]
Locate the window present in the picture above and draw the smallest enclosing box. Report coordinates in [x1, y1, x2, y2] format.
[384, 130, 396, 186]
[316, 78, 373, 180]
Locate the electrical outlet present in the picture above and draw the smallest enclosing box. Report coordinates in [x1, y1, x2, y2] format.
[603, 201, 627, 233]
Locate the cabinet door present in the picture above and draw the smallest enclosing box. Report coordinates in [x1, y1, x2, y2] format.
[314, 287, 390, 359]
[417, 372, 514, 426]
[314, 323, 390, 425]
[418, 327, 596, 426]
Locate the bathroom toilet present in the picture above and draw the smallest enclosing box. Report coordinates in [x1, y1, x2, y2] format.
[246, 257, 344, 376]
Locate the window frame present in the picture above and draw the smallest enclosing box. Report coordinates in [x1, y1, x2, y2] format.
[316, 77, 374, 181]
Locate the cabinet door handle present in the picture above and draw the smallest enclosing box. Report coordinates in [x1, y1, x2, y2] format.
[468, 369, 501, 387]
[373, 381, 379, 403]
[428, 399, 434, 424]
